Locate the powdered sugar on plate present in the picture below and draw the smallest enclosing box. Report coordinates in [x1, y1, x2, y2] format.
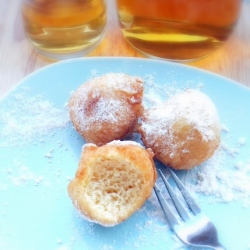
[0, 88, 70, 147]
[182, 143, 250, 207]
[0, 66, 250, 250]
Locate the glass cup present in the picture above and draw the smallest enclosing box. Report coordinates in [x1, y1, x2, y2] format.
[116, 0, 242, 61]
[22, 0, 107, 60]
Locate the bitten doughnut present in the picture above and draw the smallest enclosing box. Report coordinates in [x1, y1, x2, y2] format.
[138, 89, 221, 170]
[67, 140, 157, 227]
[68, 73, 143, 146]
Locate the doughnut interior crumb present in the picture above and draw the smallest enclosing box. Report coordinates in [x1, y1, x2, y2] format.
[68, 141, 156, 226]
[85, 159, 146, 219]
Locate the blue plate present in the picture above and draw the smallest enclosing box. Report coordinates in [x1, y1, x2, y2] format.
[0, 57, 250, 250]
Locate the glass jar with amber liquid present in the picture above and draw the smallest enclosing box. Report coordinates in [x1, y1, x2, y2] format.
[22, 0, 107, 60]
[116, 0, 241, 61]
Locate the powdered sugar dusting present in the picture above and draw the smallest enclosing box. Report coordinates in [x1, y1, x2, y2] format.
[108, 140, 143, 147]
[182, 143, 250, 207]
[0, 90, 69, 147]
[141, 89, 220, 143]
[102, 73, 143, 95]
[69, 73, 143, 133]
[2, 162, 45, 187]
[75, 96, 130, 129]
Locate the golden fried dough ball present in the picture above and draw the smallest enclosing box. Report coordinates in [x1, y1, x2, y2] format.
[68, 73, 143, 146]
[138, 89, 221, 170]
[68, 140, 157, 227]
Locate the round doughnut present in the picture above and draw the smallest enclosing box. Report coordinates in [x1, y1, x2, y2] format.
[138, 89, 221, 170]
[68, 73, 143, 146]
[67, 140, 157, 227]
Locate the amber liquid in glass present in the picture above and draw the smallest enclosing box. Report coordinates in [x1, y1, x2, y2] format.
[22, 0, 106, 59]
[117, 0, 241, 60]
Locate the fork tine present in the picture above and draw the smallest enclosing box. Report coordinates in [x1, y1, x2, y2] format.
[167, 167, 201, 215]
[158, 169, 190, 222]
[153, 184, 179, 230]
[155, 167, 225, 250]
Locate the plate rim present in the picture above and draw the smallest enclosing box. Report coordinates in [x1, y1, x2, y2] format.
[1, 57, 250, 100]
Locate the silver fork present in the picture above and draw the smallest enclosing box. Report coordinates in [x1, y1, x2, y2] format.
[154, 167, 226, 250]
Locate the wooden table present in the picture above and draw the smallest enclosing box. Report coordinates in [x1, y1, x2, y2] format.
[1, 0, 250, 99]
